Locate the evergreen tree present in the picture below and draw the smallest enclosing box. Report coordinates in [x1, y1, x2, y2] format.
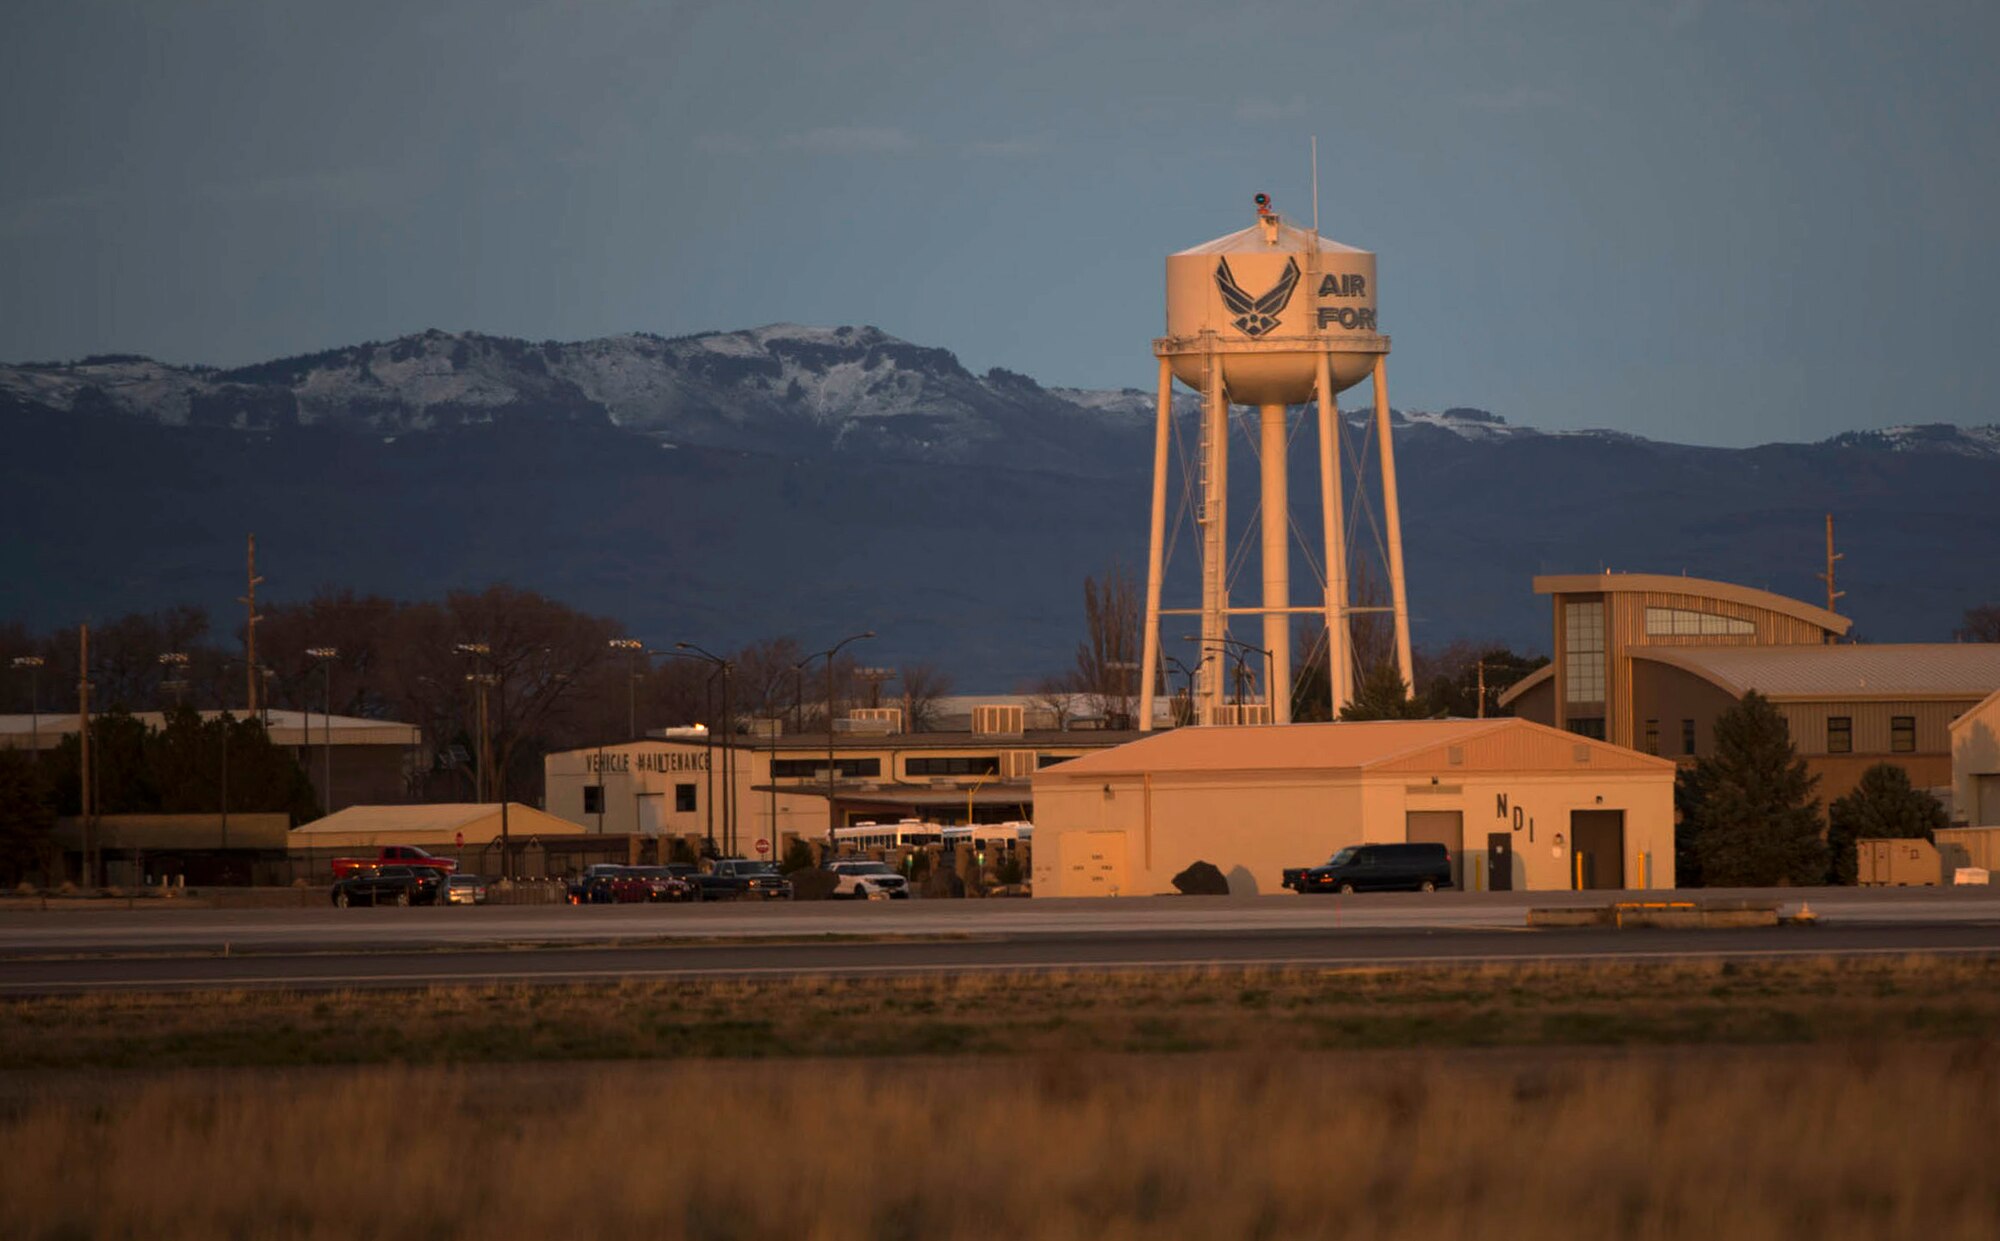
[0, 751, 56, 886]
[1337, 663, 1432, 721]
[1673, 761, 1709, 889]
[1690, 691, 1826, 886]
[1826, 762, 1946, 884]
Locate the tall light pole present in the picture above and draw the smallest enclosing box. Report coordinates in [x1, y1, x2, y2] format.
[1106, 659, 1141, 729]
[804, 631, 874, 849]
[12, 655, 45, 761]
[453, 643, 493, 802]
[157, 652, 191, 709]
[674, 642, 737, 856]
[1188, 635, 1273, 719]
[307, 647, 338, 814]
[77, 627, 92, 886]
[1165, 655, 1206, 728]
[608, 637, 644, 738]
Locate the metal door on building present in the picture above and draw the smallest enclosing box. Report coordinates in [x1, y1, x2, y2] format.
[1486, 833, 1512, 891]
[1069, 831, 1128, 896]
[1569, 809, 1625, 890]
[1407, 810, 1465, 888]
[1980, 775, 2000, 827]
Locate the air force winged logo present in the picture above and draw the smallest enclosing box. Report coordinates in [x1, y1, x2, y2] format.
[1216, 256, 1300, 337]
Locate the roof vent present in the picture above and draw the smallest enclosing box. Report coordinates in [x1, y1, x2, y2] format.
[973, 704, 1025, 737]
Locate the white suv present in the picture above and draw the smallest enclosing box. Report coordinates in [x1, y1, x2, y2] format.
[828, 860, 911, 900]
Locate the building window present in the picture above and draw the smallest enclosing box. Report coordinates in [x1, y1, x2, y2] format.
[1682, 719, 1696, 756]
[1563, 600, 1606, 706]
[582, 784, 603, 814]
[1036, 754, 1074, 768]
[1827, 717, 1852, 754]
[1891, 716, 1916, 753]
[1566, 717, 1606, 740]
[1644, 607, 1756, 638]
[906, 755, 1000, 777]
[1643, 719, 1659, 756]
[771, 758, 882, 779]
[675, 783, 697, 812]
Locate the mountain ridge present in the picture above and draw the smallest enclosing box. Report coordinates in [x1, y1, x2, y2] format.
[4, 325, 1997, 684]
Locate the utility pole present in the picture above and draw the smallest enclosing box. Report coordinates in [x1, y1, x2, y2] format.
[307, 648, 339, 813]
[1816, 513, 1845, 635]
[1476, 658, 1487, 719]
[239, 534, 264, 718]
[78, 626, 92, 887]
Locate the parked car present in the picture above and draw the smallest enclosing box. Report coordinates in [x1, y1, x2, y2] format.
[621, 865, 697, 903]
[689, 859, 793, 901]
[828, 859, 911, 900]
[330, 845, 458, 880]
[1283, 843, 1453, 894]
[568, 863, 629, 905]
[445, 873, 490, 905]
[331, 865, 447, 907]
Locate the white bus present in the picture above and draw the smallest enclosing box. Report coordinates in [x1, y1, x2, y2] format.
[834, 820, 946, 852]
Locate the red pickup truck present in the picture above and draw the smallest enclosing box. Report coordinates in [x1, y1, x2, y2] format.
[330, 845, 459, 880]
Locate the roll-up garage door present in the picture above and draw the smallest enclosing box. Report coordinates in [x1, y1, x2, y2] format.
[1406, 811, 1465, 888]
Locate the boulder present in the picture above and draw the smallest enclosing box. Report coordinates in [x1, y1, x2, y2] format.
[1172, 861, 1230, 896]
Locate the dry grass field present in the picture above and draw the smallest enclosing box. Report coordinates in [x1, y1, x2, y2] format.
[1, 1047, 1996, 1240]
[4, 955, 2000, 1068]
[2, 958, 1996, 1239]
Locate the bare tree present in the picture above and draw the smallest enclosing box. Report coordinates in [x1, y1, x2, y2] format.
[1960, 605, 2000, 643]
[1073, 566, 1142, 723]
[897, 662, 954, 732]
[1024, 673, 1079, 731]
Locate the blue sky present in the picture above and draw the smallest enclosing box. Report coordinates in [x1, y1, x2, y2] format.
[3, 0, 1994, 446]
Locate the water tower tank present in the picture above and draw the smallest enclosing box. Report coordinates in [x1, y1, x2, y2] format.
[1163, 210, 1379, 405]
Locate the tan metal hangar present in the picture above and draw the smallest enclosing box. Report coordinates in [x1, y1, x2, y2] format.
[1030, 718, 1676, 897]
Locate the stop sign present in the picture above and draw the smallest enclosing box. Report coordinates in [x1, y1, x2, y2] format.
[754, 838, 770, 855]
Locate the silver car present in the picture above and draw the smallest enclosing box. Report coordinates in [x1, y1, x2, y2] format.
[445, 873, 490, 905]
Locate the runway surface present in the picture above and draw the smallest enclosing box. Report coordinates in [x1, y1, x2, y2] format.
[2, 921, 1998, 994]
[1, 886, 1996, 993]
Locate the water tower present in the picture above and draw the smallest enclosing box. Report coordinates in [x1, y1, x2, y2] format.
[1138, 194, 1413, 728]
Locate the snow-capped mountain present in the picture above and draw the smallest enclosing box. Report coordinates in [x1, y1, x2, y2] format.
[14, 325, 1992, 470]
[4, 324, 1997, 682]
[0, 325, 1144, 473]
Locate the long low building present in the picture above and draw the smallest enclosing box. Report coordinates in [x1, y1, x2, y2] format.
[0, 708, 422, 814]
[1030, 718, 1677, 897]
[543, 708, 1142, 856]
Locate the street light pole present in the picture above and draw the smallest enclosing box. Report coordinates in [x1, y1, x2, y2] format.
[11, 656, 44, 762]
[803, 630, 875, 851]
[307, 647, 338, 813]
[674, 643, 738, 856]
[608, 638, 643, 738]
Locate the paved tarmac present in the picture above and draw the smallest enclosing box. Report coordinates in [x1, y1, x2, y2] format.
[1, 886, 1995, 993]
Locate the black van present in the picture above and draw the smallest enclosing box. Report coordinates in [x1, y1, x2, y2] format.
[1283, 842, 1453, 894]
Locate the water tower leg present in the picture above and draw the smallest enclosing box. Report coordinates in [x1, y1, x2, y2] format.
[1138, 356, 1173, 732]
[1199, 351, 1229, 726]
[1371, 355, 1415, 694]
[1258, 403, 1291, 724]
[1315, 352, 1353, 714]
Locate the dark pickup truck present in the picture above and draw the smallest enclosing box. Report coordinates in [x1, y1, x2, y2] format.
[688, 859, 793, 902]
[331, 865, 447, 907]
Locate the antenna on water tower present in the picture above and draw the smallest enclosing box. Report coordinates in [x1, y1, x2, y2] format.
[1138, 193, 1413, 730]
[1311, 136, 1319, 233]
